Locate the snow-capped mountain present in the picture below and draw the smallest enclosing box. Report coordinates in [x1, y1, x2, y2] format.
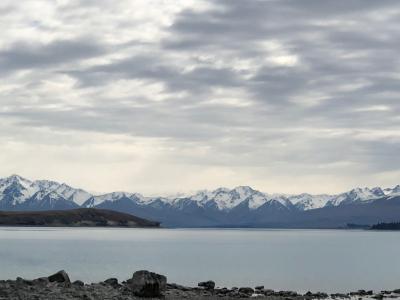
[289, 193, 334, 210]
[82, 192, 147, 208]
[22, 190, 78, 210]
[1, 175, 398, 212]
[0, 175, 38, 206]
[326, 187, 385, 207]
[0, 175, 89, 210]
[383, 185, 400, 197]
[173, 186, 294, 211]
[53, 184, 91, 204]
[1, 175, 400, 227]
[35, 179, 92, 204]
[182, 186, 270, 210]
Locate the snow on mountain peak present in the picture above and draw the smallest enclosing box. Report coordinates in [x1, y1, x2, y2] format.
[0, 175, 398, 212]
[289, 193, 334, 210]
[34, 179, 60, 191]
[0, 175, 38, 205]
[212, 187, 248, 209]
[180, 186, 292, 210]
[1, 175, 34, 190]
[247, 193, 270, 209]
[383, 185, 400, 195]
[383, 185, 400, 198]
[392, 185, 400, 194]
[5, 174, 30, 183]
[82, 191, 148, 208]
[0, 175, 94, 207]
[232, 186, 255, 196]
[33, 180, 92, 204]
[349, 187, 383, 200]
[326, 187, 385, 207]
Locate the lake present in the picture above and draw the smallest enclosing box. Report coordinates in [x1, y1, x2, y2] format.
[0, 227, 399, 293]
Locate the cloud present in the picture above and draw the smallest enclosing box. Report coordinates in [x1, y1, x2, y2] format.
[0, 0, 399, 195]
[0, 38, 106, 73]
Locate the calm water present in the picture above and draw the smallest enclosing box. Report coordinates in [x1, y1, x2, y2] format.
[0, 227, 399, 293]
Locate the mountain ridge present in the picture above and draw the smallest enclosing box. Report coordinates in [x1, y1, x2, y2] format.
[1, 175, 400, 227]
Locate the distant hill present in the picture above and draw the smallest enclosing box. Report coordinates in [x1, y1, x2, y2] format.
[0, 208, 160, 228]
[370, 222, 400, 230]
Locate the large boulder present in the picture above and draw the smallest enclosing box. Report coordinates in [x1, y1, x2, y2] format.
[48, 270, 70, 284]
[239, 287, 254, 295]
[72, 280, 84, 287]
[32, 277, 49, 286]
[104, 278, 119, 288]
[16, 277, 33, 286]
[129, 270, 167, 297]
[198, 280, 215, 290]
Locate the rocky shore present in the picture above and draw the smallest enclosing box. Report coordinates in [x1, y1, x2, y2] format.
[1, 270, 400, 300]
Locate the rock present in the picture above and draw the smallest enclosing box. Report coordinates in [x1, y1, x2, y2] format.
[393, 289, 400, 294]
[198, 280, 216, 290]
[278, 290, 298, 297]
[32, 277, 49, 287]
[48, 270, 70, 284]
[316, 292, 329, 298]
[263, 289, 274, 296]
[167, 283, 191, 291]
[73, 280, 85, 287]
[239, 287, 254, 294]
[16, 277, 33, 286]
[305, 291, 328, 298]
[255, 285, 264, 290]
[331, 293, 349, 299]
[129, 270, 167, 297]
[229, 290, 240, 297]
[104, 278, 118, 287]
[216, 288, 230, 295]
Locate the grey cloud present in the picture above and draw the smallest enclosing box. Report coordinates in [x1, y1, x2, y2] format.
[1, 0, 400, 192]
[0, 38, 106, 73]
[70, 55, 242, 98]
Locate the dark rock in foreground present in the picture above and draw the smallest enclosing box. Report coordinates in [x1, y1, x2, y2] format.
[48, 270, 71, 284]
[104, 277, 119, 288]
[198, 280, 215, 290]
[1, 270, 400, 300]
[129, 270, 167, 297]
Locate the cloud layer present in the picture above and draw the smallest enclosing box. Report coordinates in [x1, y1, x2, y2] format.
[1, 0, 399, 195]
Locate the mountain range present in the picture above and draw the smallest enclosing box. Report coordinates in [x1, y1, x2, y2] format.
[1, 174, 400, 228]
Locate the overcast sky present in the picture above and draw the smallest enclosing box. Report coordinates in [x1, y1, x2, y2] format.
[0, 0, 399, 195]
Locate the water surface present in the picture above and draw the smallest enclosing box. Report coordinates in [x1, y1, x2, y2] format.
[0, 227, 398, 293]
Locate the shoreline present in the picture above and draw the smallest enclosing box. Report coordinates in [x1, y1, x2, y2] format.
[0, 225, 380, 230]
[1, 270, 399, 300]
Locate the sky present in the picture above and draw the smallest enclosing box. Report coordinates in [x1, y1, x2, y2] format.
[0, 0, 399, 196]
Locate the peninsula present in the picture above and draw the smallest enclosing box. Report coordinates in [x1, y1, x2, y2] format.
[0, 208, 160, 228]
